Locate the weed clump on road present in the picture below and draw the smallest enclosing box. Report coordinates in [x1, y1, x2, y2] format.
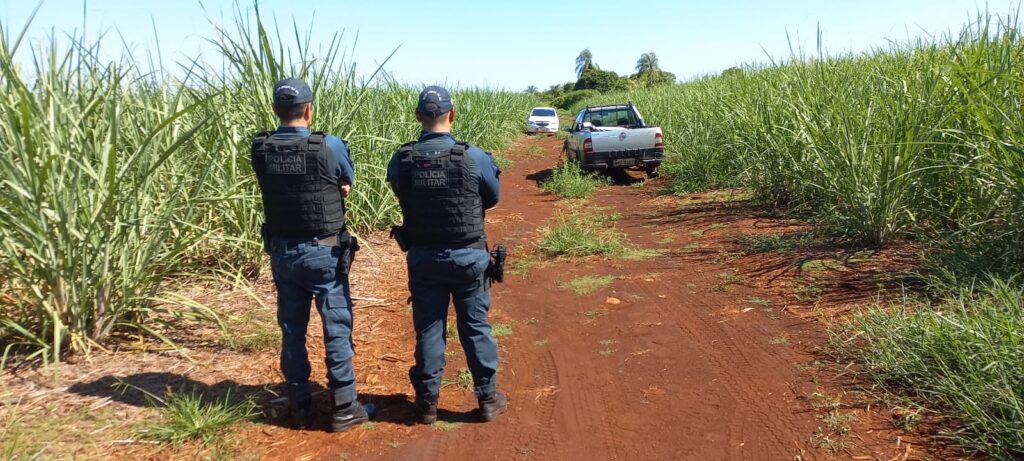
[538, 211, 634, 258]
[508, 254, 541, 276]
[539, 211, 661, 260]
[441, 368, 474, 391]
[524, 143, 546, 158]
[138, 389, 256, 446]
[491, 324, 513, 338]
[562, 275, 616, 295]
[541, 163, 608, 199]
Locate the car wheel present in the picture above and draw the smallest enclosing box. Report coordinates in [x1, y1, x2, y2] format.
[645, 166, 660, 179]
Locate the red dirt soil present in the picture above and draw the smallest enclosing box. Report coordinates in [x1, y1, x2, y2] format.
[242, 135, 956, 460]
[2, 135, 962, 460]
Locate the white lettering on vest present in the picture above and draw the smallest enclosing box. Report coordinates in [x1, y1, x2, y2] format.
[413, 169, 448, 188]
[266, 153, 306, 175]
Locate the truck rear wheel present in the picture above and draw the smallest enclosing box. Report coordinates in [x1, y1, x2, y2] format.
[645, 165, 660, 179]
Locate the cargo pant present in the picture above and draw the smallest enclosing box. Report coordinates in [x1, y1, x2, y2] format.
[407, 246, 499, 404]
[269, 235, 357, 408]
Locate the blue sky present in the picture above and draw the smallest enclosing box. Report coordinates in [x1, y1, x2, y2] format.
[2, 0, 1017, 90]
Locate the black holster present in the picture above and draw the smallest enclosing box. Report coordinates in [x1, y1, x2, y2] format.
[260, 223, 271, 254]
[487, 244, 507, 286]
[390, 225, 410, 252]
[338, 232, 358, 276]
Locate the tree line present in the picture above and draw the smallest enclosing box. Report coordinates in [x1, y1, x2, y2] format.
[526, 49, 676, 109]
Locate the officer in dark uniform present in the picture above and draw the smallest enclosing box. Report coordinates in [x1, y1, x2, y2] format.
[387, 86, 507, 424]
[251, 78, 370, 432]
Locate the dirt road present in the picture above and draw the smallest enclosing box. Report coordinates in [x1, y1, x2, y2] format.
[251, 135, 930, 460]
[0, 135, 949, 460]
[379, 136, 821, 460]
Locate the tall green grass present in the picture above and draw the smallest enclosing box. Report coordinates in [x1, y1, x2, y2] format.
[571, 11, 1024, 456]
[0, 8, 537, 361]
[832, 279, 1024, 458]
[573, 13, 1024, 257]
[0, 13, 219, 360]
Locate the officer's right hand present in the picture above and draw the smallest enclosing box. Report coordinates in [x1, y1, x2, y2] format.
[340, 181, 352, 198]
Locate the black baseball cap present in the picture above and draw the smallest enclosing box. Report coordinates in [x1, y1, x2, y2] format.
[417, 85, 454, 116]
[273, 78, 313, 107]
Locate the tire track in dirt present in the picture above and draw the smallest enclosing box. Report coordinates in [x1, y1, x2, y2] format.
[626, 274, 801, 458]
[496, 348, 559, 459]
[606, 200, 821, 459]
[553, 346, 623, 460]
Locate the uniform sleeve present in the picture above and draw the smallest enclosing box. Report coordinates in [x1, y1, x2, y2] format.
[325, 135, 355, 186]
[386, 152, 401, 196]
[470, 148, 501, 209]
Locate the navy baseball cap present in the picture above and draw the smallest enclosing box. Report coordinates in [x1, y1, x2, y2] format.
[273, 78, 313, 107]
[417, 85, 454, 116]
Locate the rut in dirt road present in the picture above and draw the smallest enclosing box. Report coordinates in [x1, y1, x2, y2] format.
[380, 135, 829, 461]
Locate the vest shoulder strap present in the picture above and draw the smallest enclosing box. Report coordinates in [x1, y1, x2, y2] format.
[302, 132, 328, 157]
[397, 141, 418, 160]
[252, 131, 273, 144]
[450, 141, 470, 158]
[251, 131, 274, 153]
[307, 131, 326, 145]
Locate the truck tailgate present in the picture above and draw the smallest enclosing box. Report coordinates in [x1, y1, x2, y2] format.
[590, 128, 659, 153]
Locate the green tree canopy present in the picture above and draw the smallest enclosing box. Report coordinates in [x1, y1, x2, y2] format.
[575, 68, 628, 92]
[635, 52, 661, 74]
[721, 67, 743, 78]
[629, 70, 676, 88]
[575, 48, 597, 79]
[633, 52, 675, 87]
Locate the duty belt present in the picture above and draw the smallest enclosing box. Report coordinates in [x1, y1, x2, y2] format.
[313, 234, 341, 247]
[410, 238, 488, 251]
[274, 232, 345, 249]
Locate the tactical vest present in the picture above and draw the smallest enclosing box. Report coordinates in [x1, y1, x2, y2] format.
[396, 140, 485, 246]
[251, 131, 346, 238]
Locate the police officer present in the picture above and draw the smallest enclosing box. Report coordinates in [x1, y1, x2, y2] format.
[251, 78, 370, 432]
[387, 86, 507, 424]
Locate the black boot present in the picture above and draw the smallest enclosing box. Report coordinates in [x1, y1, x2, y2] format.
[413, 399, 437, 425]
[291, 400, 314, 430]
[330, 400, 370, 433]
[478, 392, 507, 422]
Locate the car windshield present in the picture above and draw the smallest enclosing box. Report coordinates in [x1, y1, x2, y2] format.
[531, 109, 556, 117]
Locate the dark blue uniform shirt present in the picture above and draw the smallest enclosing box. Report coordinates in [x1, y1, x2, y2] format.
[272, 126, 355, 186]
[386, 131, 500, 209]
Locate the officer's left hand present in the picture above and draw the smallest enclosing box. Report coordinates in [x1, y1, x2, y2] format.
[340, 181, 352, 198]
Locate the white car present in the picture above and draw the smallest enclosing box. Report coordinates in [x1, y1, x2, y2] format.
[526, 107, 559, 134]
